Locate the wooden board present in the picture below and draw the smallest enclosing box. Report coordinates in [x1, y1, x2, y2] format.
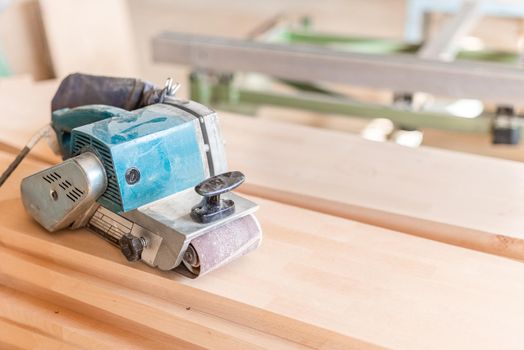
[0, 76, 59, 163]
[2, 152, 524, 349]
[0, 286, 177, 350]
[0, 1, 54, 79]
[2, 78, 524, 260]
[258, 105, 524, 163]
[219, 115, 524, 260]
[38, 0, 139, 78]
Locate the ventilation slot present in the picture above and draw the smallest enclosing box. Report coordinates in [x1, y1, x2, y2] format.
[91, 138, 122, 207]
[72, 134, 91, 155]
[64, 186, 85, 203]
[42, 171, 63, 184]
[72, 187, 84, 197]
[66, 193, 77, 202]
[71, 133, 123, 209]
[43, 174, 55, 183]
[58, 179, 72, 191]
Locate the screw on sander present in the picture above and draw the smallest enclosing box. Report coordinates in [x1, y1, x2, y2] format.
[191, 171, 245, 224]
[120, 234, 147, 261]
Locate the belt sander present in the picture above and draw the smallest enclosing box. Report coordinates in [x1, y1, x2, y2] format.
[1, 73, 262, 277]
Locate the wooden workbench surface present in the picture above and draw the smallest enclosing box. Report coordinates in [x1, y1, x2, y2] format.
[4, 78, 524, 259]
[3, 151, 524, 349]
[222, 115, 524, 260]
[2, 77, 524, 349]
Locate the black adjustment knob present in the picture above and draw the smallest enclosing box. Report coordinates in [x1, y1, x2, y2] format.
[119, 233, 144, 261]
[191, 171, 245, 224]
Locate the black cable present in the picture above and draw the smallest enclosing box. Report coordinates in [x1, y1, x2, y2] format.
[0, 125, 51, 188]
[0, 146, 30, 187]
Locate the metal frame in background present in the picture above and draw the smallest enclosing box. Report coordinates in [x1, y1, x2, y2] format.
[187, 72, 491, 134]
[152, 31, 524, 134]
[153, 32, 524, 105]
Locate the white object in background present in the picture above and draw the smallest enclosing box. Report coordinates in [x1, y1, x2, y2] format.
[445, 99, 484, 119]
[392, 129, 424, 148]
[361, 118, 395, 142]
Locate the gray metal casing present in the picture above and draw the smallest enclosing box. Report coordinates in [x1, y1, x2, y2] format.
[21, 152, 107, 231]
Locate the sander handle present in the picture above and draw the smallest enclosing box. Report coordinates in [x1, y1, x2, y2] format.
[191, 171, 245, 224]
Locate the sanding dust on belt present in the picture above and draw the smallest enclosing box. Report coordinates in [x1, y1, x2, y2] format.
[189, 214, 262, 277]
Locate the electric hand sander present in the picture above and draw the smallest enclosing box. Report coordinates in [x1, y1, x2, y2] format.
[2, 73, 262, 277]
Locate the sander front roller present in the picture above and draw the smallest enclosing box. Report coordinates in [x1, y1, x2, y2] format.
[182, 214, 262, 276]
[3, 73, 263, 277]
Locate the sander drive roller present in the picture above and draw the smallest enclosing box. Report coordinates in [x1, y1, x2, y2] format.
[181, 214, 262, 277]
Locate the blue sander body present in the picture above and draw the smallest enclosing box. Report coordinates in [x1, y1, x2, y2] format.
[17, 74, 262, 277]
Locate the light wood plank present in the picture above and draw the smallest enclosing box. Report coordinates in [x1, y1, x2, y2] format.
[0, 285, 183, 350]
[2, 153, 524, 349]
[0, 77, 59, 163]
[219, 114, 524, 259]
[0, 244, 355, 350]
[0, 317, 80, 350]
[0, 153, 372, 349]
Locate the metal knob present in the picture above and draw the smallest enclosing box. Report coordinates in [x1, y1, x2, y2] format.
[190, 171, 245, 224]
[119, 233, 144, 262]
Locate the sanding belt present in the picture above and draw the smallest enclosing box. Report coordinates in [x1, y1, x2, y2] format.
[52, 73, 263, 277]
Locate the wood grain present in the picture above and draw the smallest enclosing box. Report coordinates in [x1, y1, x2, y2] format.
[0, 286, 178, 350]
[0, 317, 79, 350]
[2, 153, 524, 349]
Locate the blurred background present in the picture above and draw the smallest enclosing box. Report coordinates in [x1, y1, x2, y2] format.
[3, 0, 524, 161]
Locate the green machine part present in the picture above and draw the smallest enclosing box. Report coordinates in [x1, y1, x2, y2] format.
[270, 30, 518, 64]
[189, 71, 493, 134]
[188, 25, 518, 138]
